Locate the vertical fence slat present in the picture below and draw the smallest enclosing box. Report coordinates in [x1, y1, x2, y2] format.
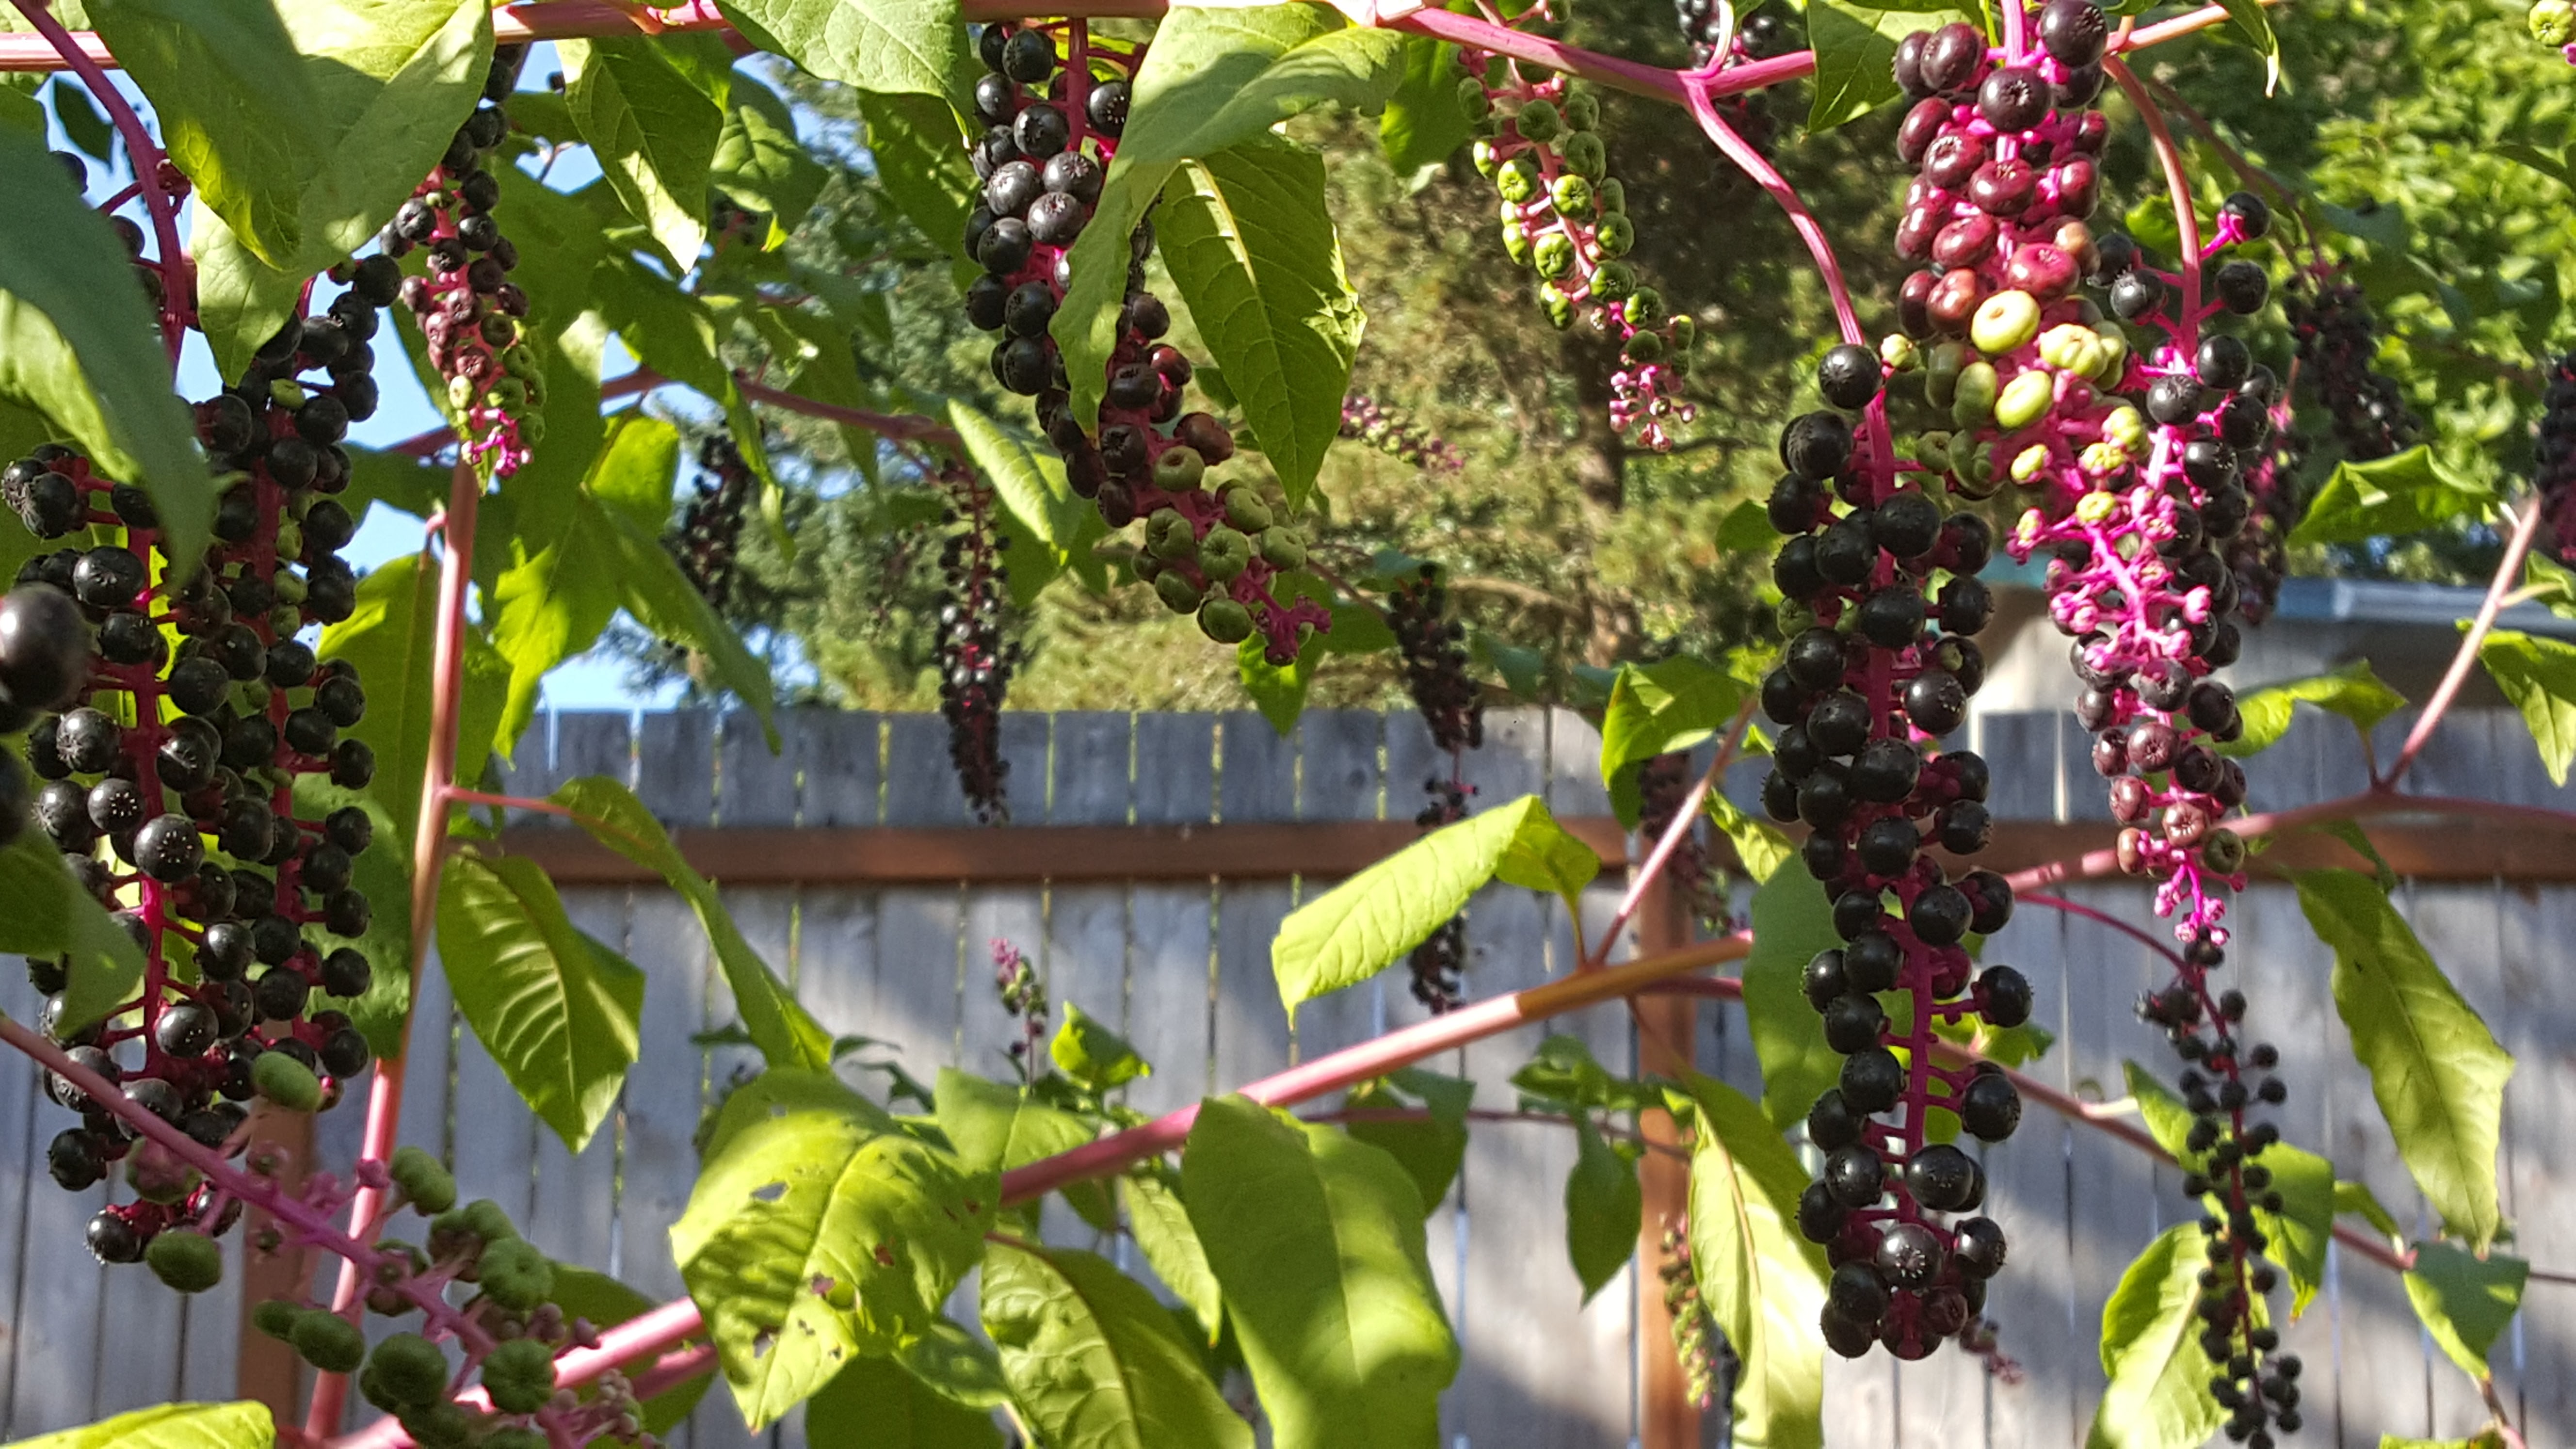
[1121, 712, 1214, 1117]
[960, 715, 1052, 1079]
[1212, 713, 1296, 1094]
[2499, 879, 2576, 1442]
[1288, 709, 1383, 1065]
[1972, 883, 2073, 1449]
[877, 716, 967, 1078]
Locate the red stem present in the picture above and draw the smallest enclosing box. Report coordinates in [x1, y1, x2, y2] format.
[2108, 59, 2200, 355]
[2382, 494, 2547, 790]
[2018, 890, 2187, 966]
[1585, 698, 1753, 969]
[733, 374, 961, 449]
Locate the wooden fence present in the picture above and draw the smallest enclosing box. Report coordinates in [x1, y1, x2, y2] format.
[0, 705, 2569, 1448]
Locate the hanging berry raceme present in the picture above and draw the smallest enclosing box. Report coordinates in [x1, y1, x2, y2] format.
[672, 434, 759, 612]
[963, 21, 1328, 665]
[934, 465, 1021, 825]
[384, 46, 542, 479]
[992, 937, 1046, 1082]
[1656, 1217, 1724, 1411]
[1339, 394, 1466, 474]
[2227, 407, 2302, 625]
[1461, 42, 1697, 447]
[2533, 352, 2576, 559]
[1761, 352, 2024, 1361]
[1637, 750, 1730, 933]
[1387, 564, 1482, 1011]
[2284, 268, 2415, 463]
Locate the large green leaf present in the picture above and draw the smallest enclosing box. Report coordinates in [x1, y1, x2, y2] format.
[2401, 1242, 2527, 1379]
[859, 90, 974, 265]
[1052, 4, 1405, 430]
[1598, 656, 1747, 827]
[187, 198, 309, 390]
[1270, 793, 1599, 1018]
[2088, 1226, 2231, 1449]
[560, 34, 731, 269]
[2300, 869, 2513, 1251]
[2477, 628, 2576, 785]
[947, 398, 1108, 604]
[14, 1401, 273, 1449]
[717, 0, 973, 110]
[1739, 867, 1843, 1130]
[2122, 1062, 2334, 1316]
[712, 70, 825, 246]
[2218, 660, 2409, 759]
[48, 78, 109, 156]
[1805, 3, 1938, 130]
[549, 775, 832, 1071]
[673, 1070, 997, 1428]
[315, 550, 512, 848]
[1157, 136, 1363, 510]
[807, 1354, 1004, 1448]
[1051, 1002, 1151, 1092]
[2288, 446, 2496, 547]
[546, 1264, 715, 1433]
[1121, 1170, 1224, 1338]
[982, 1240, 1254, 1449]
[1564, 1113, 1641, 1305]
[436, 850, 645, 1154]
[591, 253, 731, 400]
[0, 831, 147, 1034]
[90, 0, 491, 276]
[1182, 1096, 1456, 1449]
[1680, 1073, 1825, 1449]
[1343, 1068, 1471, 1217]
[1377, 26, 1472, 176]
[933, 1068, 1111, 1230]
[0, 127, 210, 562]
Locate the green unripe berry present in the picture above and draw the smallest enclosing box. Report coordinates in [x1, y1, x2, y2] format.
[269, 379, 309, 410]
[1514, 99, 1562, 142]
[1668, 316, 1696, 351]
[1496, 157, 1542, 204]
[1594, 212, 1635, 258]
[481, 1337, 558, 1414]
[1472, 140, 1501, 178]
[1259, 528, 1306, 570]
[1881, 334, 1920, 372]
[1533, 231, 1577, 280]
[1538, 282, 1576, 330]
[1197, 599, 1255, 644]
[1199, 525, 1251, 583]
[253, 1299, 302, 1340]
[390, 1145, 457, 1214]
[1499, 218, 1532, 266]
[1146, 509, 1196, 563]
[368, 1333, 451, 1411]
[2037, 323, 2095, 372]
[1775, 599, 1818, 637]
[487, 377, 528, 412]
[1457, 77, 1492, 119]
[1591, 259, 1636, 302]
[1994, 370, 2056, 432]
[1946, 428, 1982, 481]
[1949, 360, 1999, 430]
[1969, 290, 2043, 356]
[292, 1309, 368, 1373]
[1596, 178, 1625, 214]
[2011, 442, 2053, 483]
[446, 375, 477, 412]
[1560, 90, 1600, 130]
[485, 1430, 548, 1449]
[501, 345, 540, 380]
[1549, 172, 1594, 214]
[1154, 571, 1204, 614]
[476, 1237, 554, 1312]
[146, 1229, 224, 1293]
[462, 1198, 518, 1245]
[126, 1141, 196, 1204]
[1152, 445, 1207, 493]
[254, 1051, 322, 1111]
[1221, 486, 1272, 532]
[1622, 330, 1665, 365]
[398, 1402, 476, 1449]
[2534, 0, 2575, 45]
[1560, 130, 1607, 179]
[1623, 287, 1665, 330]
[2100, 402, 2148, 454]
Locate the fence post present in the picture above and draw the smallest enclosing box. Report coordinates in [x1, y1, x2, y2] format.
[1633, 875, 1702, 1449]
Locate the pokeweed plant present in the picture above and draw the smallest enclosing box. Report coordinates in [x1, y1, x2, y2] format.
[0, 0, 2554, 1447]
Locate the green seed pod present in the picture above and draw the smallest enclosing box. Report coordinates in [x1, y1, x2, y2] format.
[463, 1198, 518, 1245]
[146, 1229, 224, 1293]
[1881, 334, 1920, 372]
[1949, 360, 1999, 430]
[254, 1050, 322, 1111]
[1549, 172, 1594, 214]
[1146, 508, 1196, 562]
[273, 520, 304, 560]
[1925, 343, 1966, 408]
[1969, 290, 2043, 356]
[1260, 528, 1306, 569]
[2037, 322, 2096, 372]
[253, 1299, 302, 1341]
[2535, 0, 2576, 44]
[1532, 231, 1577, 281]
[2201, 828, 2247, 874]
[1222, 486, 1273, 533]
[1946, 427, 1983, 481]
[1197, 599, 1255, 644]
[1911, 430, 1953, 467]
[1668, 316, 1696, 352]
[487, 377, 528, 412]
[398, 1402, 476, 1449]
[1775, 598, 1818, 637]
[1499, 218, 1533, 267]
[2100, 402, 2148, 453]
[1457, 76, 1493, 119]
[517, 412, 547, 445]
[1515, 98, 1562, 142]
[1662, 347, 1690, 379]
[1560, 130, 1607, 179]
[1594, 212, 1635, 257]
[477, 1237, 554, 1312]
[390, 1145, 457, 1214]
[1152, 445, 1208, 493]
[272, 569, 308, 606]
[126, 1141, 196, 1203]
[501, 344, 540, 380]
[269, 379, 309, 410]
[446, 375, 477, 412]
[368, 1333, 451, 1411]
[1622, 329, 1665, 365]
[1472, 140, 1501, 178]
[1496, 156, 1543, 204]
[481, 1337, 558, 1414]
[1154, 571, 1205, 614]
[1199, 525, 1252, 582]
[1623, 287, 1666, 330]
[1538, 282, 1577, 330]
[1994, 369, 2056, 432]
[1560, 89, 1600, 130]
[292, 1309, 368, 1374]
[2011, 442, 2053, 483]
[1596, 177, 1626, 214]
[1591, 259, 1637, 302]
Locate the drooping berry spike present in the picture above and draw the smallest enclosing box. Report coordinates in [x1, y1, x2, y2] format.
[1339, 394, 1467, 474]
[933, 464, 1021, 825]
[992, 937, 1046, 1083]
[671, 434, 759, 613]
[2533, 351, 2575, 559]
[1389, 565, 1483, 1011]
[964, 20, 1327, 665]
[2285, 268, 2417, 464]
[1656, 1217, 1723, 1411]
[1637, 750, 1731, 934]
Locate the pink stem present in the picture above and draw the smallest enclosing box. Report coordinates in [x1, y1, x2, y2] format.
[2018, 890, 2187, 966]
[2107, 59, 2199, 355]
[733, 374, 961, 448]
[326, 1299, 711, 1449]
[2000, 0, 2027, 63]
[1585, 697, 1755, 968]
[2382, 494, 2546, 790]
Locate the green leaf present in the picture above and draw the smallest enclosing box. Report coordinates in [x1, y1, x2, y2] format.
[718, 0, 974, 112]
[1053, 4, 1405, 432]
[1237, 624, 1326, 736]
[947, 398, 1107, 602]
[933, 1068, 1112, 1231]
[673, 1069, 998, 1428]
[561, 34, 731, 269]
[2495, 142, 2574, 193]
[187, 197, 307, 390]
[2312, 819, 2399, 893]
[90, 0, 491, 276]
[316, 551, 511, 850]
[2088, 1225, 2231, 1449]
[1564, 1114, 1641, 1304]
[0, 82, 37, 135]
[1121, 1169, 1224, 1336]
[550, 775, 834, 1072]
[0, 127, 210, 563]
[49, 77, 111, 161]
[859, 91, 974, 263]
[2299, 869, 2513, 1251]
[2477, 628, 2576, 786]
[2336, 1178, 2404, 1243]
[1805, 3, 1938, 131]
[1051, 1002, 1151, 1092]
[1377, 28, 1470, 176]
[591, 253, 731, 400]
[1739, 866, 1844, 1130]
[1158, 136, 1364, 510]
[2401, 1241, 2527, 1379]
[1344, 1071, 1470, 1216]
[806, 1353, 1004, 1448]
[982, 1239, 1254, 1449]
[2218, 659, 2408, 758]
[436, 851, 645, 1154]
[0, 831, 147, 1035]
[1271, 794, 1599, 1017]
[893, 1319, 1012, 1411]
[2288, 446, 2496, 547]
[545, 1264, 714, 1433]
[1599, 656, 1745, 827]
[13, 1401, 274, 1449]
[2213, 0, 2281, 93]
[1679, 1073, 1825, 1449]
[1705, 791, 1793, 884]
[1714, 498, 1777, 553]
[1181, 1096, 1458, 1449]
[2379, 1436, 2506, 1449]
[2120, 1062, 2334, 1316]
[712, 70, 824, 246]
[601, 478, 779, 727]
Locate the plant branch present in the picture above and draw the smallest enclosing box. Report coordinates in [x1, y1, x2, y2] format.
[2109, 58, 2201, 355]
[733, 373, 962, 449]
[2381, 493, 2547, 790]
[2019, 891, 2187, 966]
[1587, 695, 1756, 969]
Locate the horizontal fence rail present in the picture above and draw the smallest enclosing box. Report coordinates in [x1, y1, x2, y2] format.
[0, 706, 2565, 1448]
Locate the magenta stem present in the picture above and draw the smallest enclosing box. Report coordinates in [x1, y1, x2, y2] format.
[2019, 891, 2186, 967]
[2108, 59, 2200, 355]
[1586, 696, 1755, 968]
[2382, 494, 2546, 790]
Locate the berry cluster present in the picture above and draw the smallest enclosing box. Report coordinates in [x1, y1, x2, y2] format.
[2534, 352, 2576, 559]
[1462, 47, 1696, 446]
[383, 47, 543, 479]
[2227, 407, 2302, 625]
[933, 464, 1020, 825]
[1674, 5, 1797, 153]
[2284, 269, 2416, 463]
[992, 937, 1046, 1082]
[963, 21, 1326, 663]
[1339, 394, 1465, 474]
[1636, 750, 1729, 933]
[5, 237, 396, 1263]
[1389, 566, 1483, 1013]
[672, 434, 757, 613]
[1655, 1217, 1723, 1411]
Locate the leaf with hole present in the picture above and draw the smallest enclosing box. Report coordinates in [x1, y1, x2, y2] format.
[981, 1239, 1253, 1449]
